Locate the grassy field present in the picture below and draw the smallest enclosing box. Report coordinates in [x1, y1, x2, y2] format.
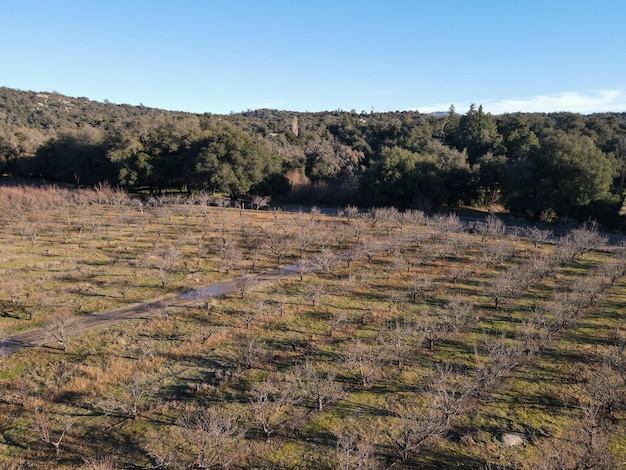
[0, 185, 625, 469]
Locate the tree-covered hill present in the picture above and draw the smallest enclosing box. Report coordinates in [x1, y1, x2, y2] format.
[2, 86, 626, 226]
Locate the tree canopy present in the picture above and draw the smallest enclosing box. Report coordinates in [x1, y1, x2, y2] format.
[2, 86, 626, 226]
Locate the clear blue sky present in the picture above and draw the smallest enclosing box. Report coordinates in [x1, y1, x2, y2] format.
[2, 1, 625, 115]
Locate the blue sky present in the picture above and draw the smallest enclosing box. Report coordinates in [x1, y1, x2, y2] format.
[2, 1, 625, 115]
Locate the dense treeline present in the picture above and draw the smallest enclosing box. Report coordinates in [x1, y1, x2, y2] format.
[2, 86, 626, 226]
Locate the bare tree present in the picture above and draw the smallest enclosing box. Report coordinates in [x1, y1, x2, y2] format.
[293, 360, 344, 412]
[241, 299, 267, 329]
[341, 205, 360, 221]
[485, 270, 520, 310]
[46, 312, 73, 351]
[35, 410, 75, 458]
[528, 402, 618, 470]
[524, 226, 552, 248]
[151, 245, 182, 289]
[262, 231, 292, 266]
[409, 276, 433, 303]
[219, 244, 243, 275]
[249, 375, 297, 441]
[95, 373, 156, 420]
[442, 297, 475, 333]
[433, 213, 464, 239]
[343, 339, 383, 387]
[559, 221, 608, 260]
[479, 240, 513, 268]
[313, 249, 338, 275]
[178, 405, 243, 469]
[237, 271, 255, 300]
[386, 395, 452, 462]
[240, 336, 266, 370]
[303, 282, 326, 308]
[418, 316, 453, 351]
[328, 310, 347, 338]
[472, 334, 525, 394]
[474, 214, 506, 243]
[402, 209, 428, 226]
[334, 417, 381, 470]
[377, 319, 420, 367]
[251, 195, 271, 211]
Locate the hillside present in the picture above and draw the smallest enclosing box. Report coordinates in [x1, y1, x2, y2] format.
[2, 86, 626, 226]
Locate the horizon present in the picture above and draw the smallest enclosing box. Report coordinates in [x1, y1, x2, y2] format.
[2, 1, 626, 115]
[6, 85, 625, 118]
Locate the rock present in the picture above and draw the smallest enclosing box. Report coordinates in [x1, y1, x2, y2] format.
[498, 431, 528, 446]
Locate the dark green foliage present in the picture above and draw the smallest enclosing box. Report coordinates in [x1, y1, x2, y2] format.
[193, 125, 280, 197]
[2, 86, 626, 225]
[504, 130, 621, 222]
[31, 127, 116, 186]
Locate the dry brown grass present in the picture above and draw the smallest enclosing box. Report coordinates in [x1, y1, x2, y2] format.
[0, 186, 625, 468]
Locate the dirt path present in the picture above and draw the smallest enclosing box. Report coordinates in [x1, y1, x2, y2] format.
[0, 264, 309, 357]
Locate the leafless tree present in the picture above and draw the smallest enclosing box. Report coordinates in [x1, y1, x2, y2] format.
[303, 282, 326, 308]
[151, 244, 182, 289]
[480, 240, 513, 268]
[294, 223, 315, 258]
[251, 195, 271, 211]
[241, 336, 266, 369]
[377, 319, 420, 367]
[262, 231, 291, 266]
[570, 270, 609, 312]
[369, 207, 401, 234]
[178, 405, 243, 469]
[531, 294, 577, 341]
[442, 297, 475, 333]
[485, 270, 520, 310]
[359, 237, 381, 264]
[95, 373, 156, 419]
[340, 205, 360, 221]
[46, 312, 73, 351]
[433, 213, 464, 239]
[524, 226, 553, 248]
[447, 265, 474, 284]
[326, 310, 347, 338]
[418, 316, 453, 351]
[343, 339, 383, 387]
[473, 214, 506, 243]
[35, 410, 75, 458]
[334, 417, 381, 470]
[312, 249, 338, 275]
[472, 334, 526, 394]
[559, 221, 608, 260]
[249, 375, 297, 441]
[219, 244, 243, 275]
[528, 402, 619, 470]
[241, 299, 266, 329]
[385, 395, 452, 463]
[402, 209, 428, 226]
[237, 271, 255, 300]
[292, 360, 344, 412]
[409, 276, 434, 303]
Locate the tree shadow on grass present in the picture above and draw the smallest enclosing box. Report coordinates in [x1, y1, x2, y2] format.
[0, 300, 29, 319]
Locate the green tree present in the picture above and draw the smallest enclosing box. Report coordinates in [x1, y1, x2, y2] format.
[455, 104, 504, 164]
[365, 146, 440, 208]
[505, 130, 621, 223]
[193, 126, 280, 197]
[31, 127, 114, 186]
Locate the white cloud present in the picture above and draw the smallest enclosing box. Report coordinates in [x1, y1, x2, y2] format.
[416, 89, 626, 115]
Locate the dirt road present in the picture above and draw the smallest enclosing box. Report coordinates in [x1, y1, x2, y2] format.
[0, 264, 309, 357]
